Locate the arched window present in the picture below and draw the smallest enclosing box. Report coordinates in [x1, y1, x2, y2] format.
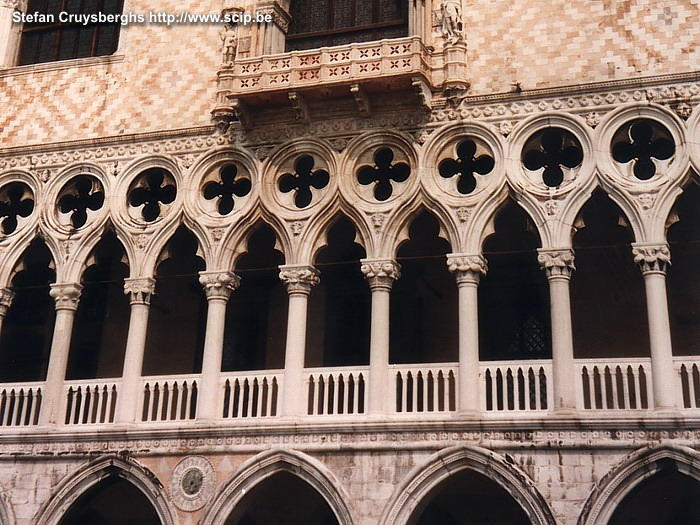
[142, 226, 206, 376]
[667, 179, 700, 356]
[570, 190, 648, 358]
[479, 200, 551, 361]
[286, 0, 408, 51]
[18, 0, 124, 66]
[223, 224, 287, 372]
[66, 231, 129, 380]
[391, 210, 457, 364]
[0, 239, 56, 382]
[308, 216, 369, 367]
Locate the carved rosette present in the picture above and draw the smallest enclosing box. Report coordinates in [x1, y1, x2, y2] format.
[0, 288, 14, 317]
[632, 244, 671, 274]
[360, 260, 401, 291]
[446, 254, 487, 284]
[49, 283, 83, 311]
[537, 249, 576, 279]
[279, 265, 320, 295]
[199, 271, 241, 300]
[124, 277, 157, 305]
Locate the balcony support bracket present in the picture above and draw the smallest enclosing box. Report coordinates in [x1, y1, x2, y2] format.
[288, 91, 310, 123]
[412, 76, 432, 111]
[350, 83, 371, 117]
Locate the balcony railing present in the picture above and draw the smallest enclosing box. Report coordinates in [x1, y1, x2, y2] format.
[576, 358, 651, 410]
[480, 361, 552, 413]
[220, 36, 433, 99]
[140, 375, 199, 422]
[64, 379, 119, 425]
[221, 371, 282, 419]
[0, 382, 43, 427]
[4, 356, 700, 431]
[305, 366, 368, 416]
[675, 356, 700, 409]
[391, 363, 457, 414]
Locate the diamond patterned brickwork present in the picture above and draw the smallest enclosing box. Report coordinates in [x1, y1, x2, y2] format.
[0, 0, 220, 147]
[466, 0, 698, 93]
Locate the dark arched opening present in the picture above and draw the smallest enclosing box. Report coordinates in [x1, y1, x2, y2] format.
[0, 239, 56, 382]
[571, 190, 648, 358]
[66, 231, 130, 379]
[479, 200, 551, 361]
[59, 474, 161, 525]
[609, 470, 700, 525]
[224, 471, 339, 525]
[223, 224, 287, 372]
[307, 216, 369, 367]
[409, 468, 530, 525]
[667, 179, 700, 356]
[391, 210, 457, 364]
[143, 226, 206, 375]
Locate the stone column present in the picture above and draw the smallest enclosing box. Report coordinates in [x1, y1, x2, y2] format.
[0, 288, 15, 337]
[538, 249, 577, 412]
[40, 283, 82, 425]
[197, 271, 240, 421]
[447, 254, 487, 414]
[279, 265, 319, 417]
[117, 277, 156, 423]
[361, 259, 400, 415]
[633, 243, 677, 410]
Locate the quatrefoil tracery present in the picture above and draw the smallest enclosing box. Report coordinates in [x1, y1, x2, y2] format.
[439, 139, 495, 194]
[522, 129, 583, 187]
[0, 182, 34, 235]
[278, 155, 330, 209]
[357, 147, 411, 201]
[128, 169, 177, 222]
[612, 119, 675, 181]
[203, 164, 251, 215]
[58, 176, 105, 229]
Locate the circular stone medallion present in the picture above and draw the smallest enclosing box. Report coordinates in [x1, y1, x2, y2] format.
[170, 456, 216, 511]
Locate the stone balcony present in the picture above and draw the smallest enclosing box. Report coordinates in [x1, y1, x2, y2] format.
[1, 356, 699, 432]
[213, 36, 438, 127]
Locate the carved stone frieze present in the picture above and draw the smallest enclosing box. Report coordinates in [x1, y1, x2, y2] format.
[199, 271, 240, 300]
[124, 277, 157, 305]
[632, 244, 671, 274]
[537, 249, 575, 278]
[279, 265, 320, 294]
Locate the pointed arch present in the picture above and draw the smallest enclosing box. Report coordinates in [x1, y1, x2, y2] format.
[201, 448, 355, 525]
[381, 445, 555, 525]
[578, 444, 700, 525]
[34, 455, 176, 525]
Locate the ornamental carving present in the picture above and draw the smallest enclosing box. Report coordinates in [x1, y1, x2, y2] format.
[128, 168, 177, 222]
[49, 283, 83, 311]
[522, 128, 583, 187]
[278, 155, 330, 209]
[202, 163, 251, 215]
[57, 175, 105, 229]
[632, 244, 671, 274]
[612, 119, 675, 181]
[446, 254, 487, 284]
[360, 260, 401, 290]
[279, 266, 320, 294]
[357, 147, 411, 201]
[0, 289, 14, 316]
[537, 249, 575, 278]
[439, 139, 495, 195]
[170, 456, 216, 512]
[0, 182, 34, 235]
[199, 271, 240, 300]
[124, 277, 157, 305]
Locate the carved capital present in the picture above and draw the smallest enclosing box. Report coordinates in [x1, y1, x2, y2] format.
[537, 249, 575, 279]
[0, 0, 24, 10]
[447, 254, 487, 284]
[361, 259, 401, 291]
[256, 1, 291, 33]
[124, 277, 157, 305]
[279, 265, 320, 295]
[0, 288, 14, 317]
[49, 283, 83, 311]
[199, 271, 240, 300]
[632, 243, 671, 275]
